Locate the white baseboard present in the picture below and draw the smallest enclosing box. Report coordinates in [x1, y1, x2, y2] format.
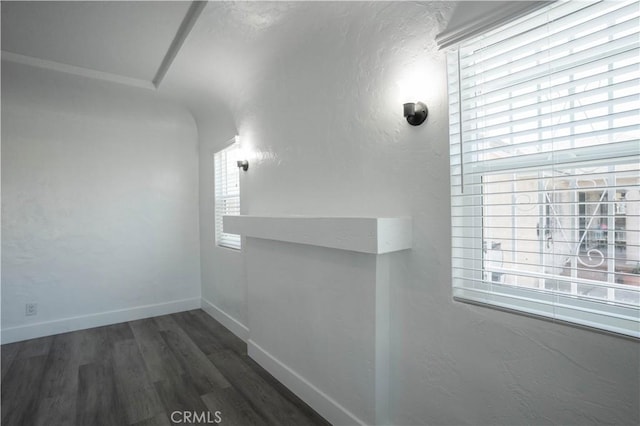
[1, 297, 201, 344]
[248, 339, 366, 426]
[200, 297, 249, 342]
[198, 301, 361, 425]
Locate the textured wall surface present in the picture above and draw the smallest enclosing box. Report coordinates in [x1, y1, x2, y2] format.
[1, 61, 201, 339]
[172, 2, 639, 424]
[6, 1, 637, 423]
[246, 238, 379, 423]
[190, 101, 247, 328]
[163, 2, 640, 424]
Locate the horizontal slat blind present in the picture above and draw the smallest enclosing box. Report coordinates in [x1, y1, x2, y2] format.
[448, 0, 640, 338]
[214, 138, 241, 250]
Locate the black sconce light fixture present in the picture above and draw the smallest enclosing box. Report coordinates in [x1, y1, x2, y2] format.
[237, 160, 249, 171]
[403, 102, 428, 126]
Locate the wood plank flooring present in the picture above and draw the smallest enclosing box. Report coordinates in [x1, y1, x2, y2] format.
[1, 310, 330, 426]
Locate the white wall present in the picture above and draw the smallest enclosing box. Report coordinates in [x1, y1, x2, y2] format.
[188, 101, 249, 337]
[1, 61, 201, 343]
[185, 2, 639, 425]
[245, 238, 380, 424]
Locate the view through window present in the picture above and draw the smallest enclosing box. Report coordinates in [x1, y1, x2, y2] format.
[448, 0, 639, 337]
[214, 138, 241, 250]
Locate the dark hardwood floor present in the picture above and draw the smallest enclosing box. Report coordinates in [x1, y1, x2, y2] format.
[1, 310, 331, 426]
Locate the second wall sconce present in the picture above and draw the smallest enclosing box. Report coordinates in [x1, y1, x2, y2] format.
[403, 102, 428, 126]
[237, 160, 249, 171]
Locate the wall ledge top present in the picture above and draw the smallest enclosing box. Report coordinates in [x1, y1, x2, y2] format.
[223, 215, 412, 254]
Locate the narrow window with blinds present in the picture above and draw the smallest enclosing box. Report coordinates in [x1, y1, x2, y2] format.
[448, 1, 639, 337]
[214, 138, 241, 250]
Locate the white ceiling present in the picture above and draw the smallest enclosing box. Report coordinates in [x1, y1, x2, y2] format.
[160, 1, 459, 114]
[1, 0, 521, 108]
[1, 1, 192, 83]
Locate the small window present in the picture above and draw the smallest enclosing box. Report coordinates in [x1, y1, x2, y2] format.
[448, 1, 639, 337]
[214, 137, 241, 250]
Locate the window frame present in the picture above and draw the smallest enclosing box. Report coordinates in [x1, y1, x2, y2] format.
[214, 137, 242, 251]
[447, 0, 640, 338]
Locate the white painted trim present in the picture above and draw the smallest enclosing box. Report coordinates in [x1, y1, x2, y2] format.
[435, 1, 550, 49]
[248, 339, 366, 426]
[1, 51, 155, 90]
[0, 297, 200, 344]
[224, 215, 412, 254]
[200, 297, 249, 342]
[374, 256, 390, 426]
[153, 0, 207, 88]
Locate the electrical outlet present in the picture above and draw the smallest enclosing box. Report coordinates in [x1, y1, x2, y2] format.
[25, 303, 37, 316]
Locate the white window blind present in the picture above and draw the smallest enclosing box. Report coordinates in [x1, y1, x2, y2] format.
[448, 0, 640, 338]
[214, 138, 241, 250]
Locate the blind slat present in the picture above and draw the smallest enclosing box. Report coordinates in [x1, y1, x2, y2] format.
[460, 46, 640, 104]
[450, 64, 640, 125]
[214, 138, 241, 250]
[459, 1, 611, 59]
[448, 1, 640, 338]
[462, 92, 639, 135]
[460, 3, 639, 78]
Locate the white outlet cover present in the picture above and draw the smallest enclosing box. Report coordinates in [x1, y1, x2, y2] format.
[25, 303, 38, 316]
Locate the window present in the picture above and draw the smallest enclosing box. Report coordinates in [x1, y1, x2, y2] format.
[214, 137, 241, 250]
[448, 1, 639, 337]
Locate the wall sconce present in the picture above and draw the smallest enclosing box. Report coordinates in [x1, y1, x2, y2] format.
[403, 102, 428, 126]
[237, 160, 249, 171]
